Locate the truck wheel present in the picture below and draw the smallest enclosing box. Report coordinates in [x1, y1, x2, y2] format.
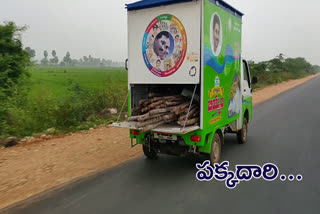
[237, 117, 248, 144]
[210, 133, 222, 164]
[143, 145, 158, 160]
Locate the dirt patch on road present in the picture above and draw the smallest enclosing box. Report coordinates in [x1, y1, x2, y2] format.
[0, 73, 319, 209]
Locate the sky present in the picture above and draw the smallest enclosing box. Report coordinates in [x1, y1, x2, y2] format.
[0, 0, 319, 65]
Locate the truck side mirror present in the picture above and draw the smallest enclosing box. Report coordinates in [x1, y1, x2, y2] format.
[252, 76, 258, 84]
[125, 59, 128, 71]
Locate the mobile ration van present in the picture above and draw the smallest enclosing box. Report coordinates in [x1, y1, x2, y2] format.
[113, 0, 256, 163]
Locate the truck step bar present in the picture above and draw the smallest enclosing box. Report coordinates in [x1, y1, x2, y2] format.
[111, 122, 199, 134]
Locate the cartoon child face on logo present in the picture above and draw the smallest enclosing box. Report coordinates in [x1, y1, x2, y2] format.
[142, 14, 187, 77]
[175, 34, 180, 44]
[153, 31, 170, 60]
[155, 60, 161, 71]
[152, 25, 159, 38]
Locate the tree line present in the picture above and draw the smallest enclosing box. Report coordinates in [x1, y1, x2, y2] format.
[248, 53, 320, 89]
[248, 53, 320, 75]
[24, 47, 124, 67]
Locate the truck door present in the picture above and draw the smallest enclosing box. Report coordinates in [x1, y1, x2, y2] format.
[242, 60, 252, 99]
[237, 59, 252, 129]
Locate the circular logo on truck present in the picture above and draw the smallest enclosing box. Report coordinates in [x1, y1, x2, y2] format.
[142, 14, 187, 77]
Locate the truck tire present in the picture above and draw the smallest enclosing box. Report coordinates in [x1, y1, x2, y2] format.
[143, 145, 158, 160]
[237, 117, 248, 144]
[210, 132, 222, 164]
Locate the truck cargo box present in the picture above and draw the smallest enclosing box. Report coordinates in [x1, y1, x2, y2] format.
[113, 0, 253, 161]
[127, 1, 201, 84]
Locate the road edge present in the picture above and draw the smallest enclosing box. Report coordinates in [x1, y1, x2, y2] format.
[1, 73, 319, 213]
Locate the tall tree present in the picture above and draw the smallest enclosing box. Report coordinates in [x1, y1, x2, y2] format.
[50, 50, 59, 65]
[311, 65, 320, 74]
[41, 50, 49, 65]
[0, 22, 30, 96]
[83, 56, 88, 64]
[24, 47, 36, 58]
[276, 53, 286, 62]
[283, 57, 311, 73]
[63, 52, 72, 66]
[0, 22, 30, 134]
[44, 50, 48, 58]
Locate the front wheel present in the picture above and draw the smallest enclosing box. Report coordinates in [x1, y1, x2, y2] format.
[143, 145, 158, 160]
[237, 117, 248, 144]
[210, 132, 222, 164]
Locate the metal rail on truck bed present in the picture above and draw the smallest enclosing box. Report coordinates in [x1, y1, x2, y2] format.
[111, 122, 199, 134]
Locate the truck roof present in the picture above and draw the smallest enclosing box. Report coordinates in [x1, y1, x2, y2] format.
[126, 0, 244, 18]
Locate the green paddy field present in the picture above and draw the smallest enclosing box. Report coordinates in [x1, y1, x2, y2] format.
[29, 66, 128, 98]
[1, 66, 128, 137]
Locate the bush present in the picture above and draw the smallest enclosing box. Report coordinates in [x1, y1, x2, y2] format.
[0, 21, 30, 136]
[0, 78, 128, 137]
[249, 55, 317, 91]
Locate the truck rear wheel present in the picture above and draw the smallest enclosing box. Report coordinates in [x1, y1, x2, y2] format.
[210, 133, 222, 164]
[237, 117, 248, 144]
[143, 145, 158, 160]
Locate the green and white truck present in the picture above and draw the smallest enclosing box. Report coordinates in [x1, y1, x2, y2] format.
[113, 0, 256, 163]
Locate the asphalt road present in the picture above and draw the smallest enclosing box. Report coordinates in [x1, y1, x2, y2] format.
[2, 76, 320, 214]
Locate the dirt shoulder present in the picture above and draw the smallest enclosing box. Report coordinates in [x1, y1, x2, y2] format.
[0, 73, 319, 209]
[252, 74, 319, 105]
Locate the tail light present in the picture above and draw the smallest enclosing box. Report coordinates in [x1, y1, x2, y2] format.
[191, 135, 201, 142]
[131, 130, 140, 136]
